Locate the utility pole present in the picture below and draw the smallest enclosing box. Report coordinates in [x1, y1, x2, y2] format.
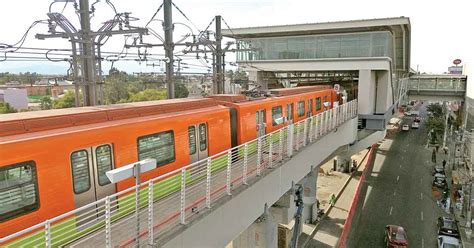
[164, 0, 175, 98]
[443, 102, 450, 149]
[215, 15, 223, 94]
[36, 0, 147, 107]
[290, 184, 304, 248]
[79, 0, 96, 106]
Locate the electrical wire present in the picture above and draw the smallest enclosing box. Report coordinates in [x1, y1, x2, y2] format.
[221, 17, 235, 37]
[0, 20, 49, 62]
[106, 0, 118, 15]
[145, 3, 164, 27]
[171, 2, 201, 33]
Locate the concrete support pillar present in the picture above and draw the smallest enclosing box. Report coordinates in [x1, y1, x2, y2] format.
[302, 168, 317, 224]
[248, 71, 267, 90]
[272, 191, 296, 225]
[358, 69, 376, 115]
[336, 154, 351, 172]
[376, 70, 392, 114]
[233, 205, 278, 248]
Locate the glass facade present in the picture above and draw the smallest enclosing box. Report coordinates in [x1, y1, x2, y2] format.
[408, 78, 467, 91]
[237, 31, 393, 61]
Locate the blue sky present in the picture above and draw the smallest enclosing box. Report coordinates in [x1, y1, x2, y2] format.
[0, 0, 472, 74]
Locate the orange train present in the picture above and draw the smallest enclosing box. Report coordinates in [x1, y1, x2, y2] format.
[0, 86, 337, 237]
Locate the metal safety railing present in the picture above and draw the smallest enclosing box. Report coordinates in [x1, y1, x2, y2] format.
[0, 100, 358, 248]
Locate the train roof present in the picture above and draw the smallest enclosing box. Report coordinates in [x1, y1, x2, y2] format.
[0, 98, 219, 137]
[208, 86, 333, 104]
[269, 86, 332, 96]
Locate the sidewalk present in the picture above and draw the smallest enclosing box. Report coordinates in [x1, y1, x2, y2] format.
[453, 205, 474, 247]
[297, 148, 371, 247]
[442, 132, 473, 247]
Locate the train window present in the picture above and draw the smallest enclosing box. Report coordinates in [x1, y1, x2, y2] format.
[199, 123, 208, 151]
[188, 126, 197, 155]
[95, 145, 113, 186]
[272, 106, 283, 126]
[138, 131, 175, 167]
[297, 101, 305, 117]
[71, 150, 92, 194]
[0, 161, 39, 222]
[316, 97, 322, 111]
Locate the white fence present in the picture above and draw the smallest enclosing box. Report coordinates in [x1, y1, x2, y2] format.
[0, 100, 358, 248]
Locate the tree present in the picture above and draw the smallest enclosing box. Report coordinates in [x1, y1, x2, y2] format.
[0, 102, 17, 114]
[104, 68, 130, 104]
[53, 91, 76, 109]
[22, 72, 39, 87]
[174, 83, 189, 98]
[427, 103, 443, 118]
[425, 116, 445, 137]
[128, 89, 167, 102]
[40, 96, 53, 110]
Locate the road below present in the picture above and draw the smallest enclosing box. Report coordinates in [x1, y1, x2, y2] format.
[348, 103, 448, 247]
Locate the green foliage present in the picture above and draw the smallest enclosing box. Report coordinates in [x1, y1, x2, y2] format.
[0, 72, 39, 85]
[104, 68, 130, 104]
[128, 89, 167, 102]
[425, 116, 445, 137]
[53, 91, 75, 109]
[0, 72, 18, 85]
[0, 102, 17, 113]
[40, 96, 53, 110]
[427, 103, 443, 118]
[174, 83, 189, 98]
[227, 69, 249, 85]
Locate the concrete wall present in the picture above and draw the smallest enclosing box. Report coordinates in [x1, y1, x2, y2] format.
[2, 88, 28, 110]
[162, 119, 358, 248]
[464, 63, 474, 130]
[358, 70, 376, 115]
[0, 85, 70, 96]
[376, 70, 392, 114]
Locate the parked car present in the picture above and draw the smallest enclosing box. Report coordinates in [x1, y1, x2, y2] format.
[433, 173, 448, 188]
[437, 217, 460, 238]
[405, 110, 420, 116]
[384, 225, 408, 248]
[402, 124, 410, 131]
[411, 122, 419, 129]
[414, 116, 422, 122]
[433, 165, 446, 175]
[437, 235, 460, 248]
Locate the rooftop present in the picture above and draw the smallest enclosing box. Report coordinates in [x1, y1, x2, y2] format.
[222, 17, 410, 39]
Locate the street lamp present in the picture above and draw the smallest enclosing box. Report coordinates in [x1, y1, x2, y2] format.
[106, 159, 157, 247]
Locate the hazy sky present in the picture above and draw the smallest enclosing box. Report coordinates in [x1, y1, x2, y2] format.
[0, 0, 473, 74]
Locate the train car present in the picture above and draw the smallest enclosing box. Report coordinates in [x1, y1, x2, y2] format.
[209, 86, 337, 144]
[0, 85, 338, 242]
[0, 98, 232, 238]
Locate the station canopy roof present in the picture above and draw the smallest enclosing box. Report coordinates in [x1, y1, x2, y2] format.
[222, 17, 410, 39]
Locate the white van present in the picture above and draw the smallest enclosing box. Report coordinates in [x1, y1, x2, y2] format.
[412, 122, 420, 129]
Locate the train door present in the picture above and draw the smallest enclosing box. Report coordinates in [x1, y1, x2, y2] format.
[70, 144, 116, 209]
[256, 109, 266, 137]
[188, 123, 209, 164]
[307, 99, 313, 118]
[286, 103, 294, 124]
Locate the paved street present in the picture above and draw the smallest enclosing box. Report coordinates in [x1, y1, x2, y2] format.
[348, 103, 450, 247]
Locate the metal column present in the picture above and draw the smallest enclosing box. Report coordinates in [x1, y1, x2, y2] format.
[164, 0, 175, 98]
[79, 0, 97, 106]
[215, 15, 223, 94]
